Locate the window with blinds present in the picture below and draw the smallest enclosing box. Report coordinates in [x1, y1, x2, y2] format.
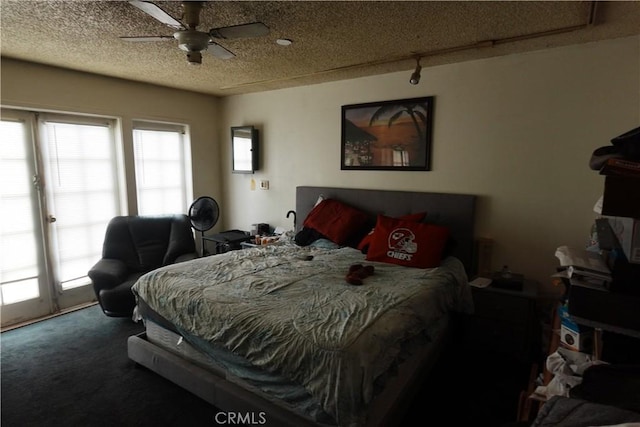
[132, 121, 191, 216]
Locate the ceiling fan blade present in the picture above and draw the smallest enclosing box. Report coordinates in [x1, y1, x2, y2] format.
[207, 42, 235, 60]
[128, 0, 184, 30]
[120, 35, 174, 42]
[209, 22, 270, 40]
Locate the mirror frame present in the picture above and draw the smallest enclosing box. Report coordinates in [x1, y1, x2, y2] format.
[231, 126, 259, 174]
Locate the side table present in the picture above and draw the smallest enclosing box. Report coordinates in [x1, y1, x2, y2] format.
[467, 279, 539, 363]
[202, 230, 250, 255]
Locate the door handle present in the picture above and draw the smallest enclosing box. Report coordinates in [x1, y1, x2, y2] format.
[48, 215, 57, 223]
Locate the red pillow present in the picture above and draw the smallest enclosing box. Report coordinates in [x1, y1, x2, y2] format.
[365, 215, 450, 268]
[357, 212, 426, 252]
[302, 198, 370, 246]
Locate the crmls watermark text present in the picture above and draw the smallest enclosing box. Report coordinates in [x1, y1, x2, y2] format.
[214, 412, 267, 425]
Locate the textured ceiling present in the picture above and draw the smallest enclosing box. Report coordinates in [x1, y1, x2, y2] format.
[1, 1, 639, 97]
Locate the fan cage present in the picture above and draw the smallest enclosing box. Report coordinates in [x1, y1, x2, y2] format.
[188, 196, 220, 256]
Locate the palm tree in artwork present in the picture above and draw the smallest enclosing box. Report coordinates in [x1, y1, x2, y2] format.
[368, 102, 428, 142]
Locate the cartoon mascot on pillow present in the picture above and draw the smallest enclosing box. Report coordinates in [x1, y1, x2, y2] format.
[388, 228, 417, 259]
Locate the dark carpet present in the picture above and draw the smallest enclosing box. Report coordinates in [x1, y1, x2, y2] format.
[1, 304, 218, 426]
[1, 305, 525, 426]
[403, 337, 529, 427]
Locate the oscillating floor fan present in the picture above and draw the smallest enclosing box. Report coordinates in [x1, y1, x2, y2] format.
[188, 196, 220, 256]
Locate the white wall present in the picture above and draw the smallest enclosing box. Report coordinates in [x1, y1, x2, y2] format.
[3, 37, 638, 295]
[1, 59, 222, 224]
[220, 36, 640, 295]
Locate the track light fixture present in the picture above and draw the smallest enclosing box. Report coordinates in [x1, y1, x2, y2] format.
[409, 57, 422, 85]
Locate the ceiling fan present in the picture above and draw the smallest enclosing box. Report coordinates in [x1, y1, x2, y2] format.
[121, 0, 270, 65]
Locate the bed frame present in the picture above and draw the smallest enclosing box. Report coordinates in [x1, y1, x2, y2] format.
[128, 186, 476, 426]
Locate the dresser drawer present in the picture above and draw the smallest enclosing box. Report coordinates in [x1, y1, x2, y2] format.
[472, 289, 531, 324]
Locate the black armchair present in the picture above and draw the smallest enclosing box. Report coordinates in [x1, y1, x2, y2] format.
[88, 214, 198, 317]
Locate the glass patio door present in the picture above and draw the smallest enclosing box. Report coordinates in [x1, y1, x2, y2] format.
[1, 109, 122, 327]
[1, 111, 53, 326]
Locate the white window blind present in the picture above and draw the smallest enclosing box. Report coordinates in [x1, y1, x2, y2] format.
[41, 116, 120, 290]
[133, 121, 190, 215]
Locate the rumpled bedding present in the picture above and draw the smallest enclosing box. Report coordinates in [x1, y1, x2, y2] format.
[132, 241, 472, 426]
[531, 396, 640, 427]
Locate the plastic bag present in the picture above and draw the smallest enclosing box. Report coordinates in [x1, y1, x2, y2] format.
[538, 347, 606, 399]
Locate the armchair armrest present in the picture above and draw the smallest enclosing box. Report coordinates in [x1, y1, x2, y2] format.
[88, 258, 129, 291]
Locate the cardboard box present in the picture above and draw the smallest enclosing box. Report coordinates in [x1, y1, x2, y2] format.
[602, 216, 640, 264]
[599, 158, 640, 179]
[560, 323, 593, 352]
[568, 285, 640, 333]
[558, 305, 593, 352]
[601, 176, 640, 218]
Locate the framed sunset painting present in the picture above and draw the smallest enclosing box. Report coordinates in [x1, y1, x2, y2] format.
[341, 96, 434, 171]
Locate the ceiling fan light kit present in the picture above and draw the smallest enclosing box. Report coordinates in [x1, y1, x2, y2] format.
[174, 30, 209, 64]
[175, 30, 210, 52]
[123, 0, 270, 65]
[186, 51, 203, 65]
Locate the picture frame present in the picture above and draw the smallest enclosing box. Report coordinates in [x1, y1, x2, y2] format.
[341, 96, 434, 171]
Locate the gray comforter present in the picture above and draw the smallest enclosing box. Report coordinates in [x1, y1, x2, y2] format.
[531, 396, 640, 426]
[132, 241, 472, 426]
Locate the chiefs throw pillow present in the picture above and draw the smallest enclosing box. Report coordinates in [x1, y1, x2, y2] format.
[357, 211, 427, 253]
[365, 214, 450, 268]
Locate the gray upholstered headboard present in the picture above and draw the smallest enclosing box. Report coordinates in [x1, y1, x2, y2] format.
[296, 186, 476, 273]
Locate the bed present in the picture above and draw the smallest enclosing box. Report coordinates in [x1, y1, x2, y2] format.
[530, 396, 640, 426]
[128, 186, 477, 426]
[530, 364, 640, 427]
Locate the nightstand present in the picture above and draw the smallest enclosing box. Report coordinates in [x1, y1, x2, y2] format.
[466, 279, 539, 364]
[202, 230, 251, 255]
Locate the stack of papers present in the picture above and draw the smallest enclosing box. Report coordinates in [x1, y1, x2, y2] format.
[469, 277, 492, 288]
[554, 245, 612, 290]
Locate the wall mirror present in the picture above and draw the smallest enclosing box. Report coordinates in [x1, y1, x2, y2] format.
[231, 126, 259, 174]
